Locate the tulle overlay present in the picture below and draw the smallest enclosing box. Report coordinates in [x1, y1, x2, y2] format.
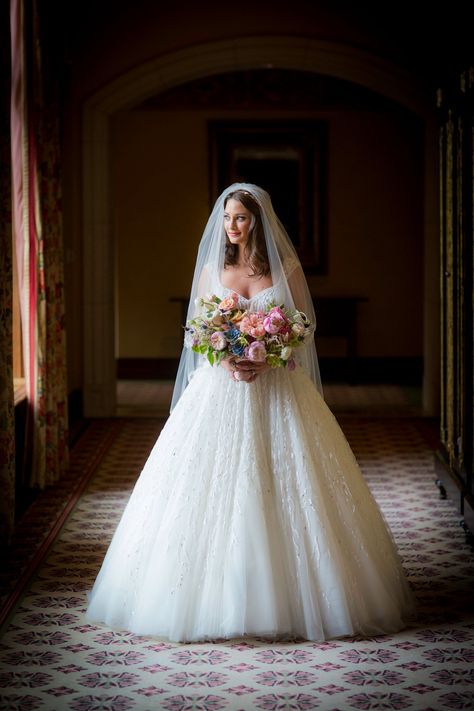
[86, 362, 416, 642]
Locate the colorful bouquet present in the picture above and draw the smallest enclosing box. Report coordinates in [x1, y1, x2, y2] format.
[184, 292, 314, 370]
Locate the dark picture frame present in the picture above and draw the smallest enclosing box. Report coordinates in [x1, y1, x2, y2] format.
[209, 120, 328, 275]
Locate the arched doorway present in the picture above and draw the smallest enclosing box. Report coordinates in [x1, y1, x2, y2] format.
[82, 36, 438, 416]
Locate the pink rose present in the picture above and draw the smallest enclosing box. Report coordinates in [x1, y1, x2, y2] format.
[245, 341, 267, 362]
[210, 331, 227, 351]
[287, 358, 296, 371]
[219, 292, 239, 311]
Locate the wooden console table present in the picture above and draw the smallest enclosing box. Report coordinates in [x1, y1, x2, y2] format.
[311, 296, 368, 383]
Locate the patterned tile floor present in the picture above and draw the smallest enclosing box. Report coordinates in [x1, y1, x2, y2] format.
[1, 417, 474, 710]
[0, 420, 124, 630]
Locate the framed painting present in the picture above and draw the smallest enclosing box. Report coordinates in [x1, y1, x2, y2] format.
[209, 120, 328, 274]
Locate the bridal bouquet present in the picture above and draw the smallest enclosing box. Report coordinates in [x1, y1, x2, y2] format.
[184, 292, 314, 370]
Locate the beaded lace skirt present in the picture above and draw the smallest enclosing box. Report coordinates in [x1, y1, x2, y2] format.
[86, 363, 416, 642]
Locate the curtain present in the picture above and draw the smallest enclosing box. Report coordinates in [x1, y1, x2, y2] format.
[0, 0, 15, 543]
[10, 0, 69, 489]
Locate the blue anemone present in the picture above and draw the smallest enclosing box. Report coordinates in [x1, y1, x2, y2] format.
[230, 342, 246, 356]
[225, 328, 241, 343]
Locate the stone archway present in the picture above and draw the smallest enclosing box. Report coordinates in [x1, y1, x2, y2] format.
[82, 35, 438, 416]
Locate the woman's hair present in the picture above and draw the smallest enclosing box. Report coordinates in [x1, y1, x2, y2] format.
[224, 189, 270, 277]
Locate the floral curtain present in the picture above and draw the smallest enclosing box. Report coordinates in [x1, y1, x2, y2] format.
[10, 0, 69, 490]
[0, 0, 15, 543]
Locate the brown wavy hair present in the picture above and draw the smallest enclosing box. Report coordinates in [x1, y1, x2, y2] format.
[224, 190, 270, 277]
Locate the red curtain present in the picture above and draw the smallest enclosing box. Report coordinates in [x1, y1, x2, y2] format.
[10, 0, 69, 489]
[0, 0, 14, 542]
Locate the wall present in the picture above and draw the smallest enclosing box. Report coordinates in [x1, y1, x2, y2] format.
[112, 107, 423, 360]
[56, 0, 444, 392]
[59, 0, 436, 393]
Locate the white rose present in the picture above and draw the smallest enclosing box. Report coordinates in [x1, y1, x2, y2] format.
[281, 346, 293, 361]
[292, 322, 305, 337]
[211, 311, 224, 326]
[303, 327, 314, 342]
[184, 329, 196, 348]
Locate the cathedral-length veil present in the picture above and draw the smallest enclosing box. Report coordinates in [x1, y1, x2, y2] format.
[171, 183, 323, 410]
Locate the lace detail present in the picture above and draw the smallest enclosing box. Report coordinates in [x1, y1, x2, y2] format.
[217, 284, 283, 311]
[216, 282, 283, 311]
[215, 255, 299, 310]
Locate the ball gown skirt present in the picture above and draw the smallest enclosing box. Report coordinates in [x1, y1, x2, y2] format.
[86, 364, 417, 643]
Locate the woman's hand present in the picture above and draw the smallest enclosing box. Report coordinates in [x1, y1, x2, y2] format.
[221, 358, 240, 381]
[222, 358, 269, 383]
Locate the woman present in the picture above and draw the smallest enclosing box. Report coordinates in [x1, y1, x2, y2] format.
[86, 183, 417, 642]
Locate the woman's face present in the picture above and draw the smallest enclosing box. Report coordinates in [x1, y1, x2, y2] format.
[224, 199, 253, 248]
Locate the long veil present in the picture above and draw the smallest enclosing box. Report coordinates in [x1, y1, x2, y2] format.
[170, 183, 323, 410]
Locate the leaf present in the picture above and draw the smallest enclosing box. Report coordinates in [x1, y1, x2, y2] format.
[266, 354, 280, 368]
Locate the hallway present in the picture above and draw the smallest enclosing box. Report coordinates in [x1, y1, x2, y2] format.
[2, 2, 474, 709]
[0, 411, 473, 710]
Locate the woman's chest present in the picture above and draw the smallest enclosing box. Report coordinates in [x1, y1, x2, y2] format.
[219, 269, 273, 301]
[216, 283, 283, 312]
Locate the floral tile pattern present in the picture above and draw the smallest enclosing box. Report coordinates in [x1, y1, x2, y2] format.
[0, 419, 124, 629]
[0, 417, 473, 711]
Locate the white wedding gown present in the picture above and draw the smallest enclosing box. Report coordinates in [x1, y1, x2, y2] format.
[86, 285, 417, 642]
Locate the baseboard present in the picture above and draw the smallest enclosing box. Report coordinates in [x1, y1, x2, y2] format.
[67, 388, 88, 446]
[320, 356, 423, 385]
[434, 450, 474, 543]
[116, 356, 423, 385]
[117, 358, 180, 380]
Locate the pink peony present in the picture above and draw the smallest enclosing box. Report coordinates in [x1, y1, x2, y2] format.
[264, 311, 286, 334]
[269, 306, 287, 319]
[240, 312, 266, 339]
[210, 331, 227, 351]
[252, 323, 266, 338]
[239, 315, 252, 334]
[245, 341, 267, 362]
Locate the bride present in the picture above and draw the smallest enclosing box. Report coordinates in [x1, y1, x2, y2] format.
[86, 183, 417, 642]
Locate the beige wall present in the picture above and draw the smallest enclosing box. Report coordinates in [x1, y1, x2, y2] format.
[60, 1, 435, 392]
[112, 107, 423, 359]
